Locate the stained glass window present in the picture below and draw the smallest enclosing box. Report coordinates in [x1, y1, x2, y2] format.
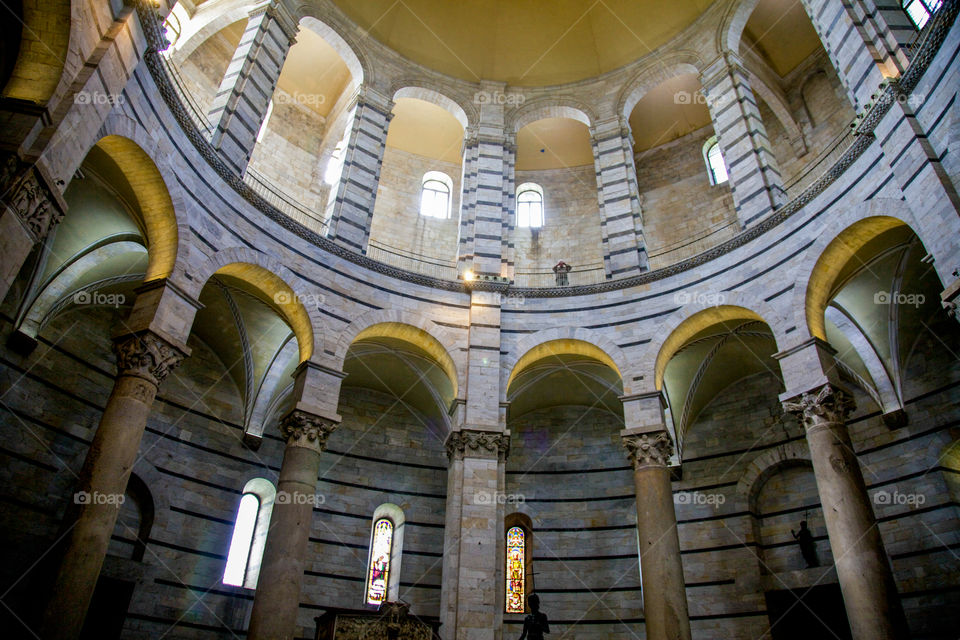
[506, 526, 525, 613]
[366, 518, 394, 606]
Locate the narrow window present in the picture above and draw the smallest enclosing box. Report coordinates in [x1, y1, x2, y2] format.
[365, 518, 394, 606]
[505, 526, 526, 613]
[902, 0, 941, 29]
[516, 183, 544, 228]
[704, 138, 728, 185]
[256, 99, 274, 144]
[420, 171, 453, 218]
[223, 478, 275, 588]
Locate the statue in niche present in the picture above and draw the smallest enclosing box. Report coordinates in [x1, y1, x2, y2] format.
[518, 594, 550, 640]
[791, 520, 819, 568]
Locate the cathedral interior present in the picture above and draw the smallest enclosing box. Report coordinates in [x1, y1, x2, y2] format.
[1, 0, 960, 639]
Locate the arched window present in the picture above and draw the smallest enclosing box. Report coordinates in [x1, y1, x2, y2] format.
[516, 183, 544, 228]
[902, 0, 941, 29]
[703, 138, 728, 185]
[420, 171, 453, 219]
[223, 478, 275, 588]
[365, 504, 405, 606]
[505, 526, 526, 613]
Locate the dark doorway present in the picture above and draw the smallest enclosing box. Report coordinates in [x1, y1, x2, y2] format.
[765, 584, 851, 640]
[79, 576, 135, 639]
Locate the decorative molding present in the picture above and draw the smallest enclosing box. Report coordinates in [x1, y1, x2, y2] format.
[279, 409, 338, 452]
[445, 429, 509, 461]
[782, 384, 856, 434]
[112, 331, 187, 386]
[1, 153, 66, 242]
[622, 430, 674, 469]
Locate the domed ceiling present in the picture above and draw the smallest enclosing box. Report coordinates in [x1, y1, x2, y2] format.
[329, 0, 714, 85]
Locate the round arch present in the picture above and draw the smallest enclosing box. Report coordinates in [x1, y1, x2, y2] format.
[508, 99, 595, 133]
[717, 0, 763, 57]
[392, 85, 472, 130]
[617, 52, 703, 121]
[736, 442, 812, 513]
[504, 331, 626, 397]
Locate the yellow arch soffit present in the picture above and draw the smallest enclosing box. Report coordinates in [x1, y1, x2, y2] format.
[216, 263, 314, 363]
[655, 306, 764, 390]
[507, 339, 621, 392]
[95, 136, 178, 281]
[353, 322, 458, 398]
[805, 216, 907, 341]
[2, 0, 70, 104]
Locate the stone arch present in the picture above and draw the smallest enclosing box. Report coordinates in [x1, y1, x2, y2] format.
[169, 0, 258, 63]
[638, 294, 789, 394]
[2, 0, 72, 109]
[503, 327, 628, 397]
[736, 442, 812, 513]
[784, 199, 929, 343]
[508, 98, 595, 133]
[718, 0, 763, 56]
[297, 15, 370, 85]
[392, 84, 473, 129]
[617, 51, 704, 121]
[333, 309, 462, 397]
[747, 69, 806, 153]
[191, 247, 320, 363]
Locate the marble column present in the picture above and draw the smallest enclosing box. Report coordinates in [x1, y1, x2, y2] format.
[208, 1, 298, 175]
[247, 409, 338, 640]
[622, 429, 691, 640]
[326, 86, 394, 254]
[700, 52, 786, 228]
[590, 115, 647, 278]
[783, 384, 908, 640]
[40, 330, 187, 640]
[0, 155, 66, 304]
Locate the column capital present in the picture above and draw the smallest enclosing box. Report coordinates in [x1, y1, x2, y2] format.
[589, 115, 631, 141]
[353, 85, 395, 118]
[445, 429, 509, 461]
[699, 51, 746, 91]
[782, 383, 856, 434]
[279, 409, 338, 453]
[622, 429, 674, 470]
[1, 154, 67, 242]
[112, 330, 187, 386]
[942, 273, 960, 323]
[263, 1, 299, 44]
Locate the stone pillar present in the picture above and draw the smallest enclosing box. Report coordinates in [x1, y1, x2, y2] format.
[590, 115, 647, 278]
[622, 429, 691, 640]
[700, 52, 786, 228]
[442, 429, 509, 640]
[208, 0, 297, 175]
[326, 86, 394, 254]
[40, 330, 188, 640]
[783, 384, 908, 640]
[247, 409, 338, 640]
[0, 155, 66, 304]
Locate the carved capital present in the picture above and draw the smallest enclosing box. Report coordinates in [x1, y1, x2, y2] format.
[782, 383, 855, 433]
[280, 409, 337, 453]
[2, 158, 65, 242]
[446, 429, 509, 461]
[112, 331, 186, 386]
[622, 430, 674, 469]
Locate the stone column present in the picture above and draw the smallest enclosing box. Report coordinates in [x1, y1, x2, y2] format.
[40, 330, 187, 640]
[700, 52, 786, 228]
[326, 86, 394, 254]
[783, 384, 908, 640]
[622, 429, 691, 640]
[441, 429, 509, 640]
[590, 115, 647, 278]
[208, 0, 298, 175]
[0, 155, 66, 304]
[247, 409, 338, 640]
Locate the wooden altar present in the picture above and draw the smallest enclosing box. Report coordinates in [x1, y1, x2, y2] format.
[314, 602, 441, 640]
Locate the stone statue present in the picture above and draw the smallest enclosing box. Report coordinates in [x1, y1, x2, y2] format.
[791, 520, 819, 568]
[519, 594, 550, 640]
